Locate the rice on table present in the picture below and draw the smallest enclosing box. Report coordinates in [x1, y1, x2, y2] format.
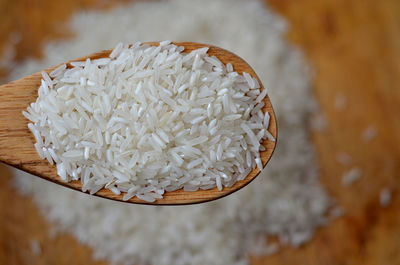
[11, 0, 331, 264]
[23, 41, 273, 202]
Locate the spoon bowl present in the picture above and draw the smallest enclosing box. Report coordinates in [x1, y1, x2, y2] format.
[0, 42, 277, 205]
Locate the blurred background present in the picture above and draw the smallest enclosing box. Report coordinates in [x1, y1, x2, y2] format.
[0, 0, 399, 264]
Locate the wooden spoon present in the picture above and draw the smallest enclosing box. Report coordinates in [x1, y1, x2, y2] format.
[0, 42, 277, 205]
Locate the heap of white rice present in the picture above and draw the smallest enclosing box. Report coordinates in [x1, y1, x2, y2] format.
[23, 41, 273, 202]
[10, 0, 330, 264]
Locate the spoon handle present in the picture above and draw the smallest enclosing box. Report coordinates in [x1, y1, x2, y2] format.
[0, 73, 56, 178]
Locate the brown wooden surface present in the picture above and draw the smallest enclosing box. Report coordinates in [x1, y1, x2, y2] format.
[0, 0, 399, 264]
[0, 42, 277, 205]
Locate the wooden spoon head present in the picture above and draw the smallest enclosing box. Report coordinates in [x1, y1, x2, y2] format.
[0, 42, 277, 205]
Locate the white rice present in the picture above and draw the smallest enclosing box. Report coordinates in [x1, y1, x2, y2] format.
[362, 125, 378, 141]
[379, 187, 392, 207]
[9, 0, 331, 264]
[29, 238, 42, 256]
[336, 151, 352, 166]
[24, 41, 271, 201]
[342, 167, 362, 187]
[329, 206, 345, 219]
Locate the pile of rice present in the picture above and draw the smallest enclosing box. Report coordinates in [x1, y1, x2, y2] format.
[23, 41, 274, 202]
[10, 0, 330, 264]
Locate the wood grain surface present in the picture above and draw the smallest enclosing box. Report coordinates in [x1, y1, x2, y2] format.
[0, 0, 399, 264]
[0, 42, 277, 205]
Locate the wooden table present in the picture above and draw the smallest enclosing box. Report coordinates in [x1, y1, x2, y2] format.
[0, 0, 399, 264]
